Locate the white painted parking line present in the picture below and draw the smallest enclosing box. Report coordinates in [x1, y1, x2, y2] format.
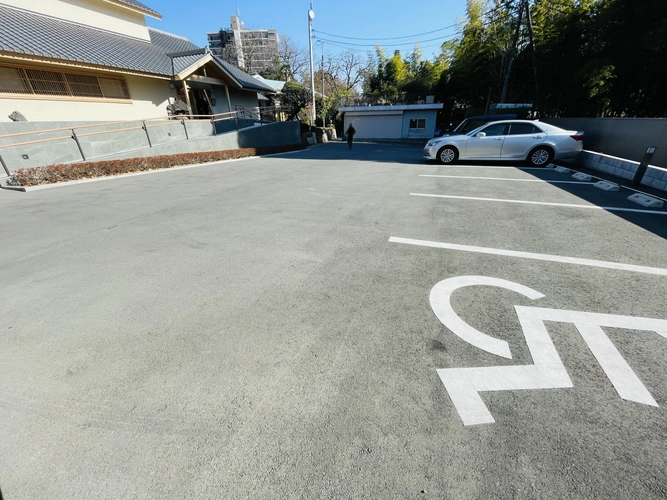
[424, 165, 546, 170]
[388, 237, 667, 276]
[410, 193, 667, 216]
[419, 175, 593, 185]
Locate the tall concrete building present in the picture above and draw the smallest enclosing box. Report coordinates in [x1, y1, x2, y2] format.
[207, 16, 279, 74]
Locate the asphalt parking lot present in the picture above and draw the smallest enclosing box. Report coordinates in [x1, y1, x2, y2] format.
[1, 141, 666, 499]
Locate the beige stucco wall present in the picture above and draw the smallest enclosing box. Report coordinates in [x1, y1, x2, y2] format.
[0, 74, 175, 122]
[1, 0, 151, 41]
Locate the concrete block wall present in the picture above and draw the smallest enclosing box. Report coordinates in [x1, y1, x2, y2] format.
[573, 150, 667, 192]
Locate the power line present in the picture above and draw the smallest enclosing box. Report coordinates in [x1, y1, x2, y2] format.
[313, 10, 519, 51]
[313, 33, 460, 48]
[313, 23, 460, 42]
[311, 4, 525, 56]
[318, 38, 453, 55]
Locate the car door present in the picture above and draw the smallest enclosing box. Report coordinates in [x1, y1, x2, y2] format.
[464, 122, 509, 158]
[501, 122, 547, 159]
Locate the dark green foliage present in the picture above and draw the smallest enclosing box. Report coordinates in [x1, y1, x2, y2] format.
[281, 81, 311, 120]
[362, 0, 667, 118]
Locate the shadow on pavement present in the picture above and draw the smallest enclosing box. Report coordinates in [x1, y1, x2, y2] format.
[276, 140, 427, 165]
[276, 141, 667, 240]
[521, 164, 667, 240]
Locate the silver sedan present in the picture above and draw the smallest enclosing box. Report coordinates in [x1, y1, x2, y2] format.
[423, 120, 583, 166]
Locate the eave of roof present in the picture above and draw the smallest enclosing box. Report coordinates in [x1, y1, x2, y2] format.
[210, 56, 276, 92]
[101, 0, 162, 19]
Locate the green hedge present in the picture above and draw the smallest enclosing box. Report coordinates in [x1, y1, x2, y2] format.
[8, 144, 305, 187]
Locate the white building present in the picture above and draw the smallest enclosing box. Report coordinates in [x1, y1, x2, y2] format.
[0, 0, 275, 123]
[339, 104, 444, 140]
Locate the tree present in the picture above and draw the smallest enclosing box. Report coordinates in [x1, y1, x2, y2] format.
[279, 36, 309, 82]
[281, 81, 311, 120]
[356, 0, 665, 118]
[334, 50, 370, 91]
[363, 47, 411, 101]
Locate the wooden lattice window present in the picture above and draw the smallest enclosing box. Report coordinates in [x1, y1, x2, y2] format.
[0, 65, 131, 100]
[0, 66, 31, 94]
[65, 73, 104, 98]
[24, 68, 69, 96]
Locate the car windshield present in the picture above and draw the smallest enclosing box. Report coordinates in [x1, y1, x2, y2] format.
[465, 124, 491, 137]
[455, 119, 487, 134]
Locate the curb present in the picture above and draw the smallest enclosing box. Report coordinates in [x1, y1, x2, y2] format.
[556, 160, 667, 205]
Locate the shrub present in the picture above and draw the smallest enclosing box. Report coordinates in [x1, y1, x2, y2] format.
[8, 144, 305, 187]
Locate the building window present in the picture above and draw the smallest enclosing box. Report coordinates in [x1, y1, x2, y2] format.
[0, 64, 131, 100]
[409, 118, 426, 129]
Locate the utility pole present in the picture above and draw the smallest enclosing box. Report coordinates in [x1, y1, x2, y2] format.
[499, 0, 525, 104]
[525, 0, 541, 117]
[321, 42, 325, 125]
[307, 3, 316, 126]
[499, 0, 541, 115]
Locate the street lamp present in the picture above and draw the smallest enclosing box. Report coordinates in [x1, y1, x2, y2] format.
[307, 5, 316, 126]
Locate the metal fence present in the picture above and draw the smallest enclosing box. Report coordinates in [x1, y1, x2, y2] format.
[339, 93, 444, 107]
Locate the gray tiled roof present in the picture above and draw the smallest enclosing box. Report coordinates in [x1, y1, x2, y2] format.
[172, 54, 205, 75]
[148, 28, 200, 57]
[106, 0, 162, 19]
[212, 56, 276, 92]
[0, 4, 275, 92]
[0, 5, 195, 75]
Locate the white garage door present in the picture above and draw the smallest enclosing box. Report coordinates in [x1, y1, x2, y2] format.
[347, 113, 403, 139]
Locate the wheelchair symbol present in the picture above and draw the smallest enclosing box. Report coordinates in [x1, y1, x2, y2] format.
[431, 276, 667, 425]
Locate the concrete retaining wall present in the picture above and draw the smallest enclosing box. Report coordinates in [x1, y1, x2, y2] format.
[0, 119, 299, 173]
[542, 117, 667, 169]
[78, 121, 302, 162]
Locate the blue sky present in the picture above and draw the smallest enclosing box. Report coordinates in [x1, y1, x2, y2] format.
[146, 0, 469, 61]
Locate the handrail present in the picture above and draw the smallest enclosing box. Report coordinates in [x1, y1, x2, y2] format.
[211, 116, 240, 123]
[0, 111, 238, 141]
[3, 135, 74, 148]
[145, 121, 186, 129]
[76, 126, 144, 138]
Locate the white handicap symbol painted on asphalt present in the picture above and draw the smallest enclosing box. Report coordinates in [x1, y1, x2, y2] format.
[430, 276, 667, 426]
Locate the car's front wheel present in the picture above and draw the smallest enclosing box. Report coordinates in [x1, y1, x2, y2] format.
[528, 146, 553, 167]
[437, 146, 458, 165]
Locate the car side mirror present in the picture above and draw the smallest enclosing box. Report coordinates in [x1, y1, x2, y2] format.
[475, 132, 486, 139]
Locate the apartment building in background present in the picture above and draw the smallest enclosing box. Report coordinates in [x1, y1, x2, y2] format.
[208, 16, 279, 73]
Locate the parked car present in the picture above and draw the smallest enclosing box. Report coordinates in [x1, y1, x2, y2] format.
[423, 120, 584, 166]
[438, 114, 517, 136]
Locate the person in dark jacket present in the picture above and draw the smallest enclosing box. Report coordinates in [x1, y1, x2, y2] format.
[346, 123, 356, 149]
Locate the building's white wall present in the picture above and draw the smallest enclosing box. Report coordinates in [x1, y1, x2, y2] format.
[228, 89, 261, 111]
[1, 0, 151, 41]
[0, 74, 173, 122]
[345, 111, 403, 139]
[209, 86, 231, 114]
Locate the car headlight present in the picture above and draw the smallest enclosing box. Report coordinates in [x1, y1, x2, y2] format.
[426, 140, 441, 147]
